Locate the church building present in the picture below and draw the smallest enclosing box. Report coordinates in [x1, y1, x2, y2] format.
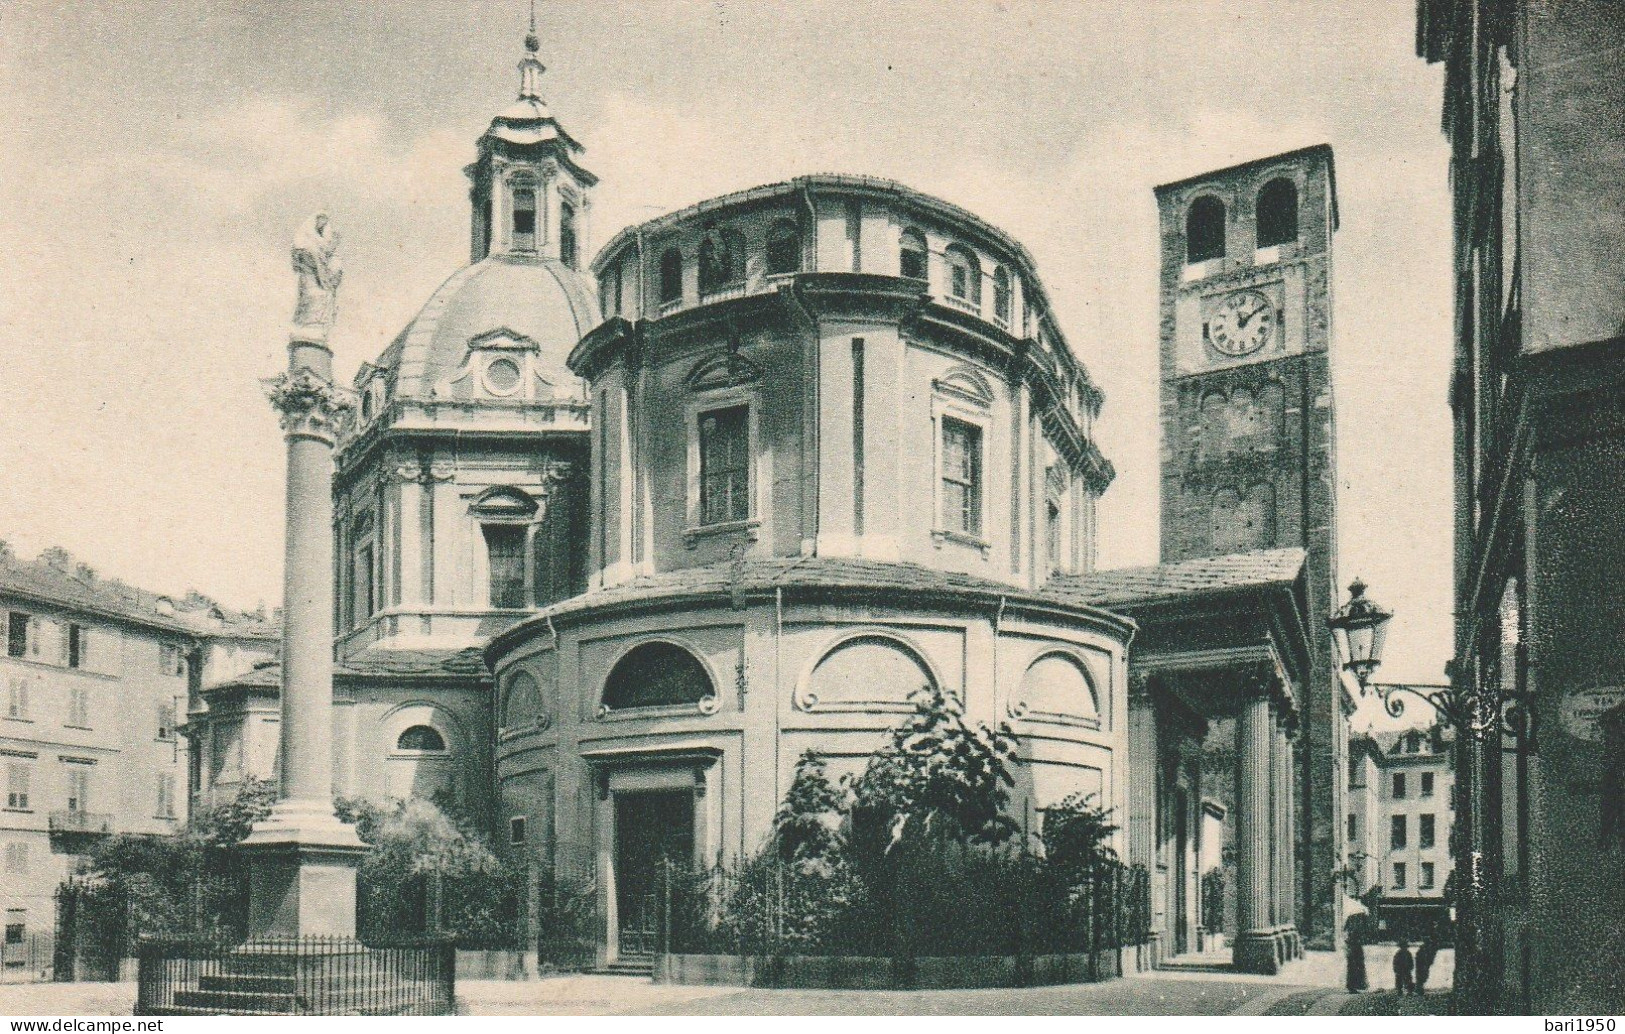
[190, 29, 1335, 975]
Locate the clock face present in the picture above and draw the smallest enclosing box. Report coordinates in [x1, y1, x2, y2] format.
[1207, 290, 1275, 357]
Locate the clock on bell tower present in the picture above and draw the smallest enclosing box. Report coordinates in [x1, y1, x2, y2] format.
[1152, 144, 1345, 950]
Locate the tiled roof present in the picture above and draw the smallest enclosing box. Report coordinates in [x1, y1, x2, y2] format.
[1043, 548, 1307, 607]
[541, 555, 1126, 621]
[203, 646, 489, 694]
[0, 546, 277, 640]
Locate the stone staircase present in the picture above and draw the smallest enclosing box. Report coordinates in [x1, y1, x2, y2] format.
[599, 954, 656, 978]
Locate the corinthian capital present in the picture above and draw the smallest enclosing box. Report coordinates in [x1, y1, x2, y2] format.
[263, 368, 356, 443]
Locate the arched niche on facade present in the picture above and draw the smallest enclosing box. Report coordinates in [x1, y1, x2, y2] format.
[500, 667, 552, 735]
[933, 365, 996, 409]
[1009, 651, 1102, 729]
[599, 639, 719, 716]
[380, 701, 465, 805]
[795, 630, 940, 713]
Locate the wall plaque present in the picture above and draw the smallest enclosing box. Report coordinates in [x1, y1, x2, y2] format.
[1560, 685, 1625, 743]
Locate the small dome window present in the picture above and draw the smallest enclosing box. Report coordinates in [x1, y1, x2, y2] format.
[512, 181, 538, 252]
[698, 227, 746, 296]
[396, 725, 446, 752]
[659, 247, 684, 306]
[560, 201, 579, 268]
[945, 244, 980, 309]
[992, 266, 1012, 327]
[899, 229, 927, 280]
[766, 219, 801, 276]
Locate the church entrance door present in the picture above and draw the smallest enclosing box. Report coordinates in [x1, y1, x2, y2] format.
[614, 790, 695, 958]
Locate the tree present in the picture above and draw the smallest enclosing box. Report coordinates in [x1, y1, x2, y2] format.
[772, 751, 845, 865]
[844, 685, 1018, 865]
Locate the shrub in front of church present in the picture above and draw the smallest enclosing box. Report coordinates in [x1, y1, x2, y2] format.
[59, 777, 277, 951]
[666, 689, 1145, 959]
[340, 794, 527, 949]
[59, 780, 526, 949]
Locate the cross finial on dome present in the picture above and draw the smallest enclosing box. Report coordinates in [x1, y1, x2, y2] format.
[518, 0, 546, 100]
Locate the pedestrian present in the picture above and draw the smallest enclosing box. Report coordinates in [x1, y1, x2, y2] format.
[1393, 940, 1415, 995]
[1415, 930, 1439, 993]
[1344, 913, 1369, 992]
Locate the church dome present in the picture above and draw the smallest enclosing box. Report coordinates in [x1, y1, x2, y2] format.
[377, 253, 599, 403]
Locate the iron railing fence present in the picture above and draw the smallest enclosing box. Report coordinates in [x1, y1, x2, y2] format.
[135, 934, 454, 1016]
[1, 933, 56, 983]
[657, 853, 1152, 963]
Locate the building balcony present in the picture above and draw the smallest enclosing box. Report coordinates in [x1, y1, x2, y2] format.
[49, 810, 113, 836]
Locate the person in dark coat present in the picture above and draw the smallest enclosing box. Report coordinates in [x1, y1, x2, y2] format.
[1344, 914, 1369, 992]
[1393, 941, 1416, 995]
[1415, 931, 1439, 993]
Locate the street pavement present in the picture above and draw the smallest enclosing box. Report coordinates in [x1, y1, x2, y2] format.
[0, 949, 1456, 1017]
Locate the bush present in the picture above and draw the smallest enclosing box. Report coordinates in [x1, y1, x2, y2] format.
[670, 688, 1146, 959]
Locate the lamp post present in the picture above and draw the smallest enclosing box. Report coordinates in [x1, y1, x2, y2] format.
[1329, 579, 1510, 739]
[1327, 578, 1392, 690]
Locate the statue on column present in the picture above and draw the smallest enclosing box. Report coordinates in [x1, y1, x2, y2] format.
[291, 212, 344, 343]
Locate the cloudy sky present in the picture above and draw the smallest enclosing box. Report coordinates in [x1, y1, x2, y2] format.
[0, 1, 1452, 722]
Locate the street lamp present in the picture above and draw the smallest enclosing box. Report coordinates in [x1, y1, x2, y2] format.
[1327, 577, 1392, 689]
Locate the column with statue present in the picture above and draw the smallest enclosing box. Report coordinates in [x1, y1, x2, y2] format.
[241, 213, 368, 938]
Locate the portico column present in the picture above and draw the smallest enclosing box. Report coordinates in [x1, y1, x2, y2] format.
[1234, 675, 1279, 974]
[1272, 714, 1293, 958]
[1276, 714, 1299, 957]
[242, 258, 367, 939]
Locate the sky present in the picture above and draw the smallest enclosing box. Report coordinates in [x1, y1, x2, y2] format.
[0, 0, 1453, 727]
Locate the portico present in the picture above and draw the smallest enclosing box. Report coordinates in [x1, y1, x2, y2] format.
[1048, 547, 1312, 973]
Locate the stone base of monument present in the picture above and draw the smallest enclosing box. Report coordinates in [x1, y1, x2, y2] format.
[241, 799, 368, 939]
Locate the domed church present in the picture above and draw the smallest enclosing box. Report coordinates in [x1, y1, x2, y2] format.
[191, 26, 1325, 975]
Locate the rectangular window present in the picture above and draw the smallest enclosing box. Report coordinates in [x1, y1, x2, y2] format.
[356, 541, 375, 621]
[1392, 772, 1406, 799]
[66, 624, 86, 669]
[940, 417, 983, 537]
[66, 767, 89, 814]
[1420, 813, 1436, 849]
[4, 764, 29, 810]
[4, 918, 22, 944]
[7, 613, 29, 659]
[1420, 862, 1435, 890]
[509, 816, 527, 846]
[699, 406, 750, 525]
[67, 686, 89, 728]
[159, 644, 185, 677]
[3, 843, 26, 874]
[1391, 814, 1407, 850]
[1347, 814, 1357, 843]
[560, 203, 578, 269]
[1421, 771, 1435, 796]
[512, 187, 537, 250]
[484, 524, 528, 609]
[157, 702, 176, 742]
[156, 775, 175, 819]
[1393, 862, 1407, 890]
[5, 679, 27, 721]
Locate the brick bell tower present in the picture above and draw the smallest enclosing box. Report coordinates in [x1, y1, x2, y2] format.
[1152, 145, 1348, 949]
